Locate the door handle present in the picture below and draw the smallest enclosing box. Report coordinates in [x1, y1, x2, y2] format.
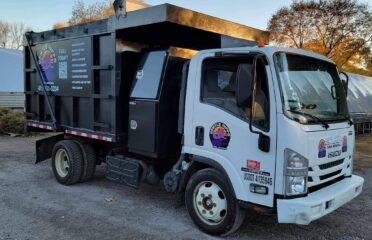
[195, 126, 204, 146]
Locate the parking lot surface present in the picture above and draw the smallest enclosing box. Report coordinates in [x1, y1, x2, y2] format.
[0, 135, 371, 240]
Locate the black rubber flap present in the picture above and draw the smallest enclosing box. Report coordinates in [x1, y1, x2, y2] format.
[106, 156, 141, 189]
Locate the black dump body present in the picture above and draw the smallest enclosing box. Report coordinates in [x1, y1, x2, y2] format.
[24, 4, 269, 159]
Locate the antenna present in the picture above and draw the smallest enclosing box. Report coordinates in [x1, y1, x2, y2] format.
[113, 0, 126, 17]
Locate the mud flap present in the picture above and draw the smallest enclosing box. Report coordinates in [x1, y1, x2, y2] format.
[106, 156, 141, 189]
[35, 134, 65, 164]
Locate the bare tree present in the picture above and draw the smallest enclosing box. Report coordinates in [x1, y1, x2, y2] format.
[9, 22, 31, 49]
[66, 0, 149, 26]
[0, 20, 10, 48]
[0, 20, 31, 49]
[268, 0, 372, 76]
[68, 0, 112, 26]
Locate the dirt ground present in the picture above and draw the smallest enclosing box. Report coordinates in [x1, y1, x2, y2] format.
[354, 136, 372, 171]
[0, 135, 371, 240]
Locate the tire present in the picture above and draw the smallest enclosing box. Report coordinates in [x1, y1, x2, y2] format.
[75, 141, 97, 182]
[185, 168, 246, 236]
[51, 140, 84, 185]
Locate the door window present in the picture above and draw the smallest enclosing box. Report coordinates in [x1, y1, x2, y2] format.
[201, 56, 270, 130]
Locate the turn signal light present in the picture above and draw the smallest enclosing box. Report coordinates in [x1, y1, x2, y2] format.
[258, 41, 265, 47]
[250, 183, 268, 195]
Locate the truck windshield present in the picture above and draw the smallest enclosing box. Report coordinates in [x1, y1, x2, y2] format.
[274, 53, 349, 124]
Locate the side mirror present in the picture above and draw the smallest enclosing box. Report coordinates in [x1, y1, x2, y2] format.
[236, 63, 253, 107]
[339, 71, 349, 96]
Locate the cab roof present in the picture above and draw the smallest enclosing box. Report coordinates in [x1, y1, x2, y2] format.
[198, 46, 335, 65]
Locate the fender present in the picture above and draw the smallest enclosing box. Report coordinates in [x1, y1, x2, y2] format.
[175, 154, 239, 208]
[35, 134, 64, 163]
[190, 155, 237, 198]
[183, 147, 247, 201]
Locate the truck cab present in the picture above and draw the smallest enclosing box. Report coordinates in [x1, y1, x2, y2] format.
[179, 45, 364, 233]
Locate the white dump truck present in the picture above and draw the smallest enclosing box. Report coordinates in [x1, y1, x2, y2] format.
[25, 1, 364, 236]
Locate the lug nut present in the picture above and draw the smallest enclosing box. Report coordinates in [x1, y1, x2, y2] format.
[202, 210, 206, 214]
[198, 201, 202, 205]
[210, 211, 213, 215]
[201, 193, 205, 197]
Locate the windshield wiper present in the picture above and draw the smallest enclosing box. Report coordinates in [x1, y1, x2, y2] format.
[286, 109, 330, 129]
[341, 114, 354, 126]
[319, 111, 353, 126]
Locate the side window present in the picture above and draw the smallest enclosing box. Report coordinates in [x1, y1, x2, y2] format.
[201, 56, 270, 130]
[202, 69, 241, 116]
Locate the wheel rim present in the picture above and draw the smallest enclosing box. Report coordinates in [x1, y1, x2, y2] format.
[55, 149, 70, 178]
[193, 181, 227, 225]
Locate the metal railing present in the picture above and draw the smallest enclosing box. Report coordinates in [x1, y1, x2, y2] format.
[352, 113, 372, 135]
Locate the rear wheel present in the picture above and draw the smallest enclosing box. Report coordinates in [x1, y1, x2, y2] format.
[75, 141, 97, 182]
[52, 140, 83, 185]
[185, 168, 245, 236]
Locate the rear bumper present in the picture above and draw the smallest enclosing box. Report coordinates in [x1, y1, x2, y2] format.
[277, 175, 364, 225]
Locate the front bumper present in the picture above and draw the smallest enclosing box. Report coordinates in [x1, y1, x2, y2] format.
[277, 175, 364, 224]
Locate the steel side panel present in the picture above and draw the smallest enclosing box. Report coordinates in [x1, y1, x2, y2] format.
[25, 33, 125, 140]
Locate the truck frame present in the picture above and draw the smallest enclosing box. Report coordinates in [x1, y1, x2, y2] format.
[24, 2, 364, 236]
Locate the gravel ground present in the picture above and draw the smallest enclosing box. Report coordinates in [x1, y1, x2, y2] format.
[0, 135, 371, 240]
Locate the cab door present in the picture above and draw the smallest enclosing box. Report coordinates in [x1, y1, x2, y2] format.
[183, 51, 277, 207]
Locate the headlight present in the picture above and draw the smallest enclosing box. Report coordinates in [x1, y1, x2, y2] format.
[285, 176, 307, 195]
[284, 149, 309, 196]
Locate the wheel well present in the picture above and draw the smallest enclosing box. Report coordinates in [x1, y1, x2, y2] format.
[177, 156, 237, 205]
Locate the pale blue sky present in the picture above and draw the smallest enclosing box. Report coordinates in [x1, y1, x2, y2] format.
[0, 0, 295, 31]
[0, 0, 370, 31]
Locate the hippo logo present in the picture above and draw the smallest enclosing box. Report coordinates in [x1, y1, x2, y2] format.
[38, 45, 57, 82]
[209, 122, 231, 150]
[342, 136, 347, 152]
[318, 139, 326, 158]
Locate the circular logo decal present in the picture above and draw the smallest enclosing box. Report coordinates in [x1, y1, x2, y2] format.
[38, 45, 57, 82]
[209, 122, 231, 150]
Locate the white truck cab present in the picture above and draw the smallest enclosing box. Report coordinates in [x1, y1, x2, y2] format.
[180, 45, 364, 233]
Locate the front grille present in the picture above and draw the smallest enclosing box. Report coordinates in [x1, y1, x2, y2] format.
[308, 175, 345, 193]
[308, 156, 349, 190]
[319, 170, 342, 180]
[319, 158, 344, 170]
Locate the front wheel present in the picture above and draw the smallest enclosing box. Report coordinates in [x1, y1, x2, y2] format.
[185, 168, 245, 236]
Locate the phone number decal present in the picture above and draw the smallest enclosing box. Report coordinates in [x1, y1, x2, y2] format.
[241, 167, 273, 186]
[244, 173, 273, 186]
